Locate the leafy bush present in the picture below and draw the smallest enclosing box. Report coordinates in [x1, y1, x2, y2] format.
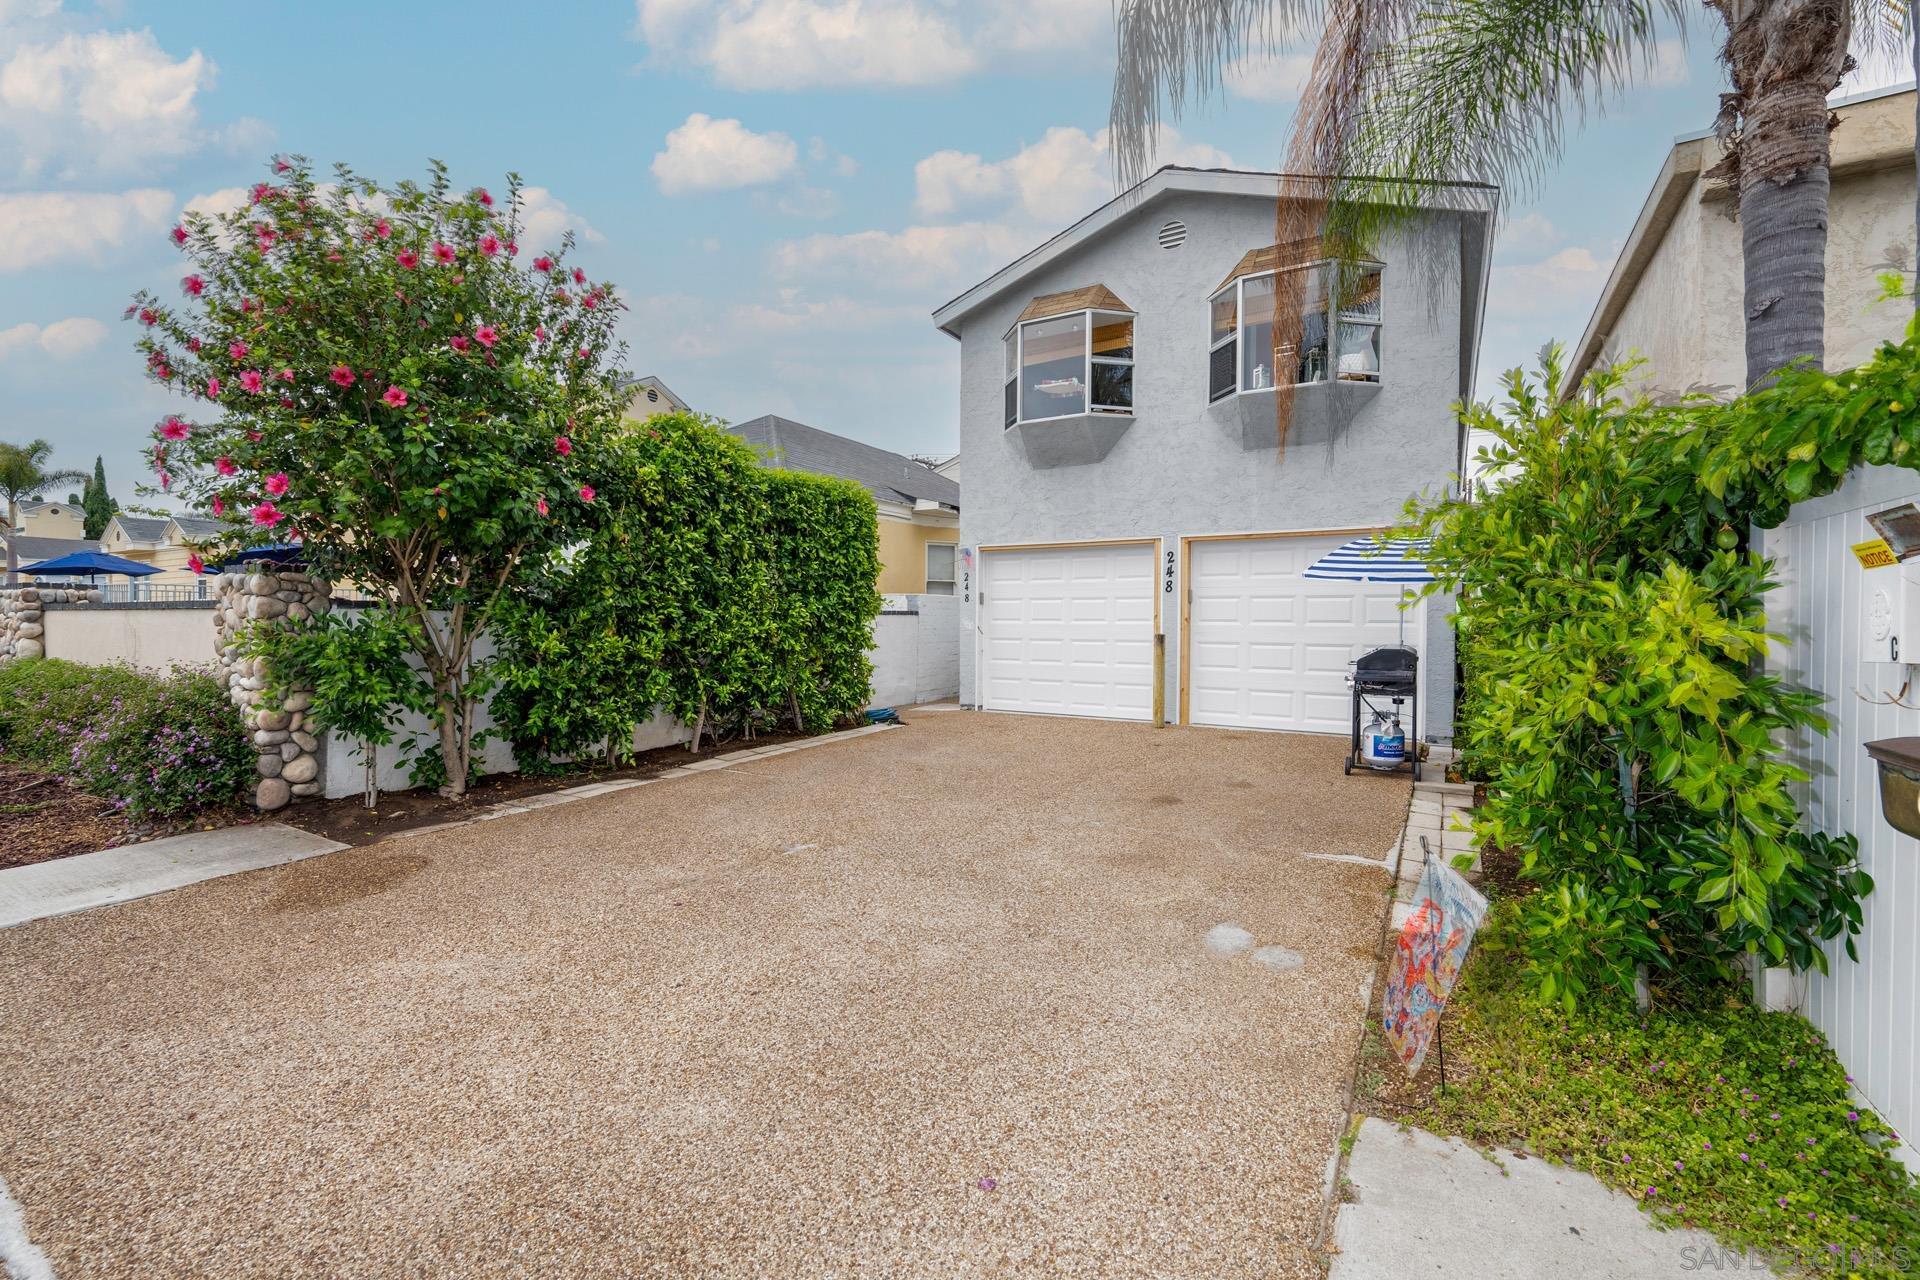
[490, 412, 881, 765]
[0, 658, 253, 819]
[1422, 909, 1920, 1271]
[1408, 350, 1871, 1005]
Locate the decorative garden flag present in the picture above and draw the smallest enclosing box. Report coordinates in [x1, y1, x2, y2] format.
[1382, 853, 1489, 1075]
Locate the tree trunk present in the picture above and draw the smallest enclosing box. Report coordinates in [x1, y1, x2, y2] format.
[3, 497, 17, 588]
[1741, 154, 1830, 386]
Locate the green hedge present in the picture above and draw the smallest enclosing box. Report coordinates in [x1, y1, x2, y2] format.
[0, 658, 254, 819]
[490, 412, 881, 765]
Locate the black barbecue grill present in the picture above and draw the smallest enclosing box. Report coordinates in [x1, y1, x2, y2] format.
[1345, 646, 1420, 779]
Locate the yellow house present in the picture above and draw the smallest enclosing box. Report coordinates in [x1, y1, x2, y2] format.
[99, 513, 226, 595]
[619, 374, 691, 421]
[726, 415, 960, 596]
[17, 500, 86, 539]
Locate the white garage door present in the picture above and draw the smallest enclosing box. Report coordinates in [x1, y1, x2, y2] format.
[1187, 535, 1414, 734]
[982, 542, 1156, 721]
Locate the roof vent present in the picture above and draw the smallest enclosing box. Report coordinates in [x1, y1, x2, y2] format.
[646, 388, 659, 403]
[1157, 219, 1188, 249]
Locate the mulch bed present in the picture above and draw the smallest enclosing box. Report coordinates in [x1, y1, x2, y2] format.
[278, 728, 818, 848]
[0, 759, 253, 871]
[1, 727, 827, 869]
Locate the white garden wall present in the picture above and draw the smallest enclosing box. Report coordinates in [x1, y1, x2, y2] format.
[869, 593, 960, 708]
[1759, 463, 1920, 1170]
[46, 603, 215, 671]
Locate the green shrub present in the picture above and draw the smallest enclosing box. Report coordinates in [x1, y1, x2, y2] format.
[1424, 909, 1920, 1271]
[0, 658, 253, 820]
[490, 412, 881, 765]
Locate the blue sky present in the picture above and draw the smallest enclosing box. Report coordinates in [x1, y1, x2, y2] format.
[0, 0, 1908, 506]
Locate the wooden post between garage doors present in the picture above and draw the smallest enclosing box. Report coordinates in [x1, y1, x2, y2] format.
[1152, 633, 1166, 727]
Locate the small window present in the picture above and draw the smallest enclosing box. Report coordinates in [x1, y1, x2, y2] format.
[1003, 306, 1137, 427]
[925, 542, 957, 595]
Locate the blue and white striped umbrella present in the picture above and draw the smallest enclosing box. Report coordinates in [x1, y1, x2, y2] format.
[1302, 537, 1435, 583]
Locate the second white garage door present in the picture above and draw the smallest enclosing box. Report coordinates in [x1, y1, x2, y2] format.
[981, 542, 1156, 721]
[1186, 535, 1415, 734]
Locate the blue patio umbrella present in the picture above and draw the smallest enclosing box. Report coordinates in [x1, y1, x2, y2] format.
[1303, 537, 1435, 644]
[18, 550, 162, 579]
[212, 542, 303, 572]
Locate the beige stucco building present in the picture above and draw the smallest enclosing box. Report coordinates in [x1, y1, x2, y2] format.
[17, 500, 86, 540]
[1568, 83, 1917, 394]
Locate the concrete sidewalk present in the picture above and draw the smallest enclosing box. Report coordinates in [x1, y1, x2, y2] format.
[0, 824, 347, 930]
[1331, 1117, 1770, 1278]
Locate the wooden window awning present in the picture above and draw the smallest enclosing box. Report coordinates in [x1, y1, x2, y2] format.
[1016, 284, 1132, 325]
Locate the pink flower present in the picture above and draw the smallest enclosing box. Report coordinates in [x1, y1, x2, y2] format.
[477, 233, 501, 257]
[553, 288, 570, 305]
[396, 247, 420, 269]
[255, 226, 276, 252]
[215, 456, 237, 476]
[382, 385, 408, 408]
[274, 157, 291, 174]
[241, 297, 257, 313]
[187, 553, 205, 575]
[182, 274, 204, 296]
[555, 435, 572, 456]
[449, 335, 471, 352]
[212, 496, 226, 517]
[187, 337, 202, 353]
[329, 365, 356, 387]
[138, 308, 157, 326]
[572, 268, 586, 285]
[205, 376, 221, 398]
[474, 187, 493, 208]
[474, 324, 498, 349]
[239, 369, 264, 394]
[374, 219, 392, 239]
[533, 324, 547, 343]
[536, 496, 549, 517]
[170, 224, 188, 247]
[160, 416, 190, 441]
[229, 340, 250, 360]
[157, 469, 172, 491]
[576, 346, 590, 360]
[265, 472, 290, 497]
[578, 484, 595, 503]
[251, 501, 283, 528]
[251, 182, 271, 204]
[533, 255, 553, 273]
[506, 240, 518, 257]
[432, 241, 456, 265]
[583, 292, 599, 310]
[278, 367, 294, 381]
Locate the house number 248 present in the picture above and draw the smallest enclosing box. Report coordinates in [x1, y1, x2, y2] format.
[1164, 550, 1175, 593]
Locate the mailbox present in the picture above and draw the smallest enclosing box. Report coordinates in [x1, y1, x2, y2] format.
[1864, 737, 1920, 839]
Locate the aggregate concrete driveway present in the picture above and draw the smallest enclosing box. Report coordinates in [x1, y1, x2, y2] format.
[0, 711, 1409, 1279]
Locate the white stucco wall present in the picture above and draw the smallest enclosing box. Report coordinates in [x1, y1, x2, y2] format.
[40, 603, 217, 671]
[947, 187, 1475, 739]
[868, 594, 960, 708]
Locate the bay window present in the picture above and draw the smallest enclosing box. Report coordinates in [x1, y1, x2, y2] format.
[1209, 260, 1381, 401]
[1002, 308, 1136, 426]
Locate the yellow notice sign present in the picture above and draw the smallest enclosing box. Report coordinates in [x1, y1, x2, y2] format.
[1853, 537, 1900, 569]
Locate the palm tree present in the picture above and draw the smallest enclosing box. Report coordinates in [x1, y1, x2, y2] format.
[0, 440, 88, 586]
[1110, 0, 1906, 402]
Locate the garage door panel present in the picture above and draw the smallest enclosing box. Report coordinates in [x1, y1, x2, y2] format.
[983, 543, 1156, 722]
[1188, 535, 1412, 734]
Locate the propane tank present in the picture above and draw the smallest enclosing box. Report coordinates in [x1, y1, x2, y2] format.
[1362, 709, 1406, 771]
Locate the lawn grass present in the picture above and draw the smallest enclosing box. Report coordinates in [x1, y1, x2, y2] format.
[1414, 908, 1920, 1275]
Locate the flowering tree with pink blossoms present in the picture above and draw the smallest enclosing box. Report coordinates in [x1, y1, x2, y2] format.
[128, 157, 626, 797]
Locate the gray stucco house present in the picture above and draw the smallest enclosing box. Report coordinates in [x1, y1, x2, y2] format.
[931, 166, 1495, 742]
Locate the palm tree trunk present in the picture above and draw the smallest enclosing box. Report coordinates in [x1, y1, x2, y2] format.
[4, 497, 17, 588]
[1740, 146, 1830, 387]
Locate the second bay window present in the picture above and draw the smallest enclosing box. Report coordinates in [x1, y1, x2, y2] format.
[1208, 259, 1381, 400]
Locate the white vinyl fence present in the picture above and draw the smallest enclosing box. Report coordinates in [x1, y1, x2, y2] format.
[1759, 463, 1920, 1171]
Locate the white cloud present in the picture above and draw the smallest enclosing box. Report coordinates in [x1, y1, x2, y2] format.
[1224, 50, 1317, 103]
[0, 316, 107, 360]
[0, 28, 213, 179]
[1644, 38, 1690, 88]
[1488, 245, 1617, 317]
[773, 222, 1035, 291]
[183, 185, 250, 220]
[0, 188, 173, 272]
[1495, 212, 1561, 256]
[638, 0, 977, 89]
[634, 0, 1115, 89]
[652, 112, 800, 195]
[515, 186, 602, 251]
[916, 125, 1233, 224]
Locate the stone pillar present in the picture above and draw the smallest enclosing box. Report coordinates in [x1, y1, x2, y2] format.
[1, 584, 100, 662]
[214, 567, 332, 811]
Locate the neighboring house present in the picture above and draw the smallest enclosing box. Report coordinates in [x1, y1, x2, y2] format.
[2, 531, 98, 577]
[1569, 83, 1917, 394]
[1571, 83, 1920, 1169]
[16, 500, 86, 540]
[727, 414, 962, 595]
[619, 374, 691, 420]
[932, 165, 1494, 738]
[99, 513, 226, 593]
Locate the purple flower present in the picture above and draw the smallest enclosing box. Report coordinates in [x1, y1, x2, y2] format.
[1847, 1111, 1860, 1123]
[976, 1177, 998, 1192]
